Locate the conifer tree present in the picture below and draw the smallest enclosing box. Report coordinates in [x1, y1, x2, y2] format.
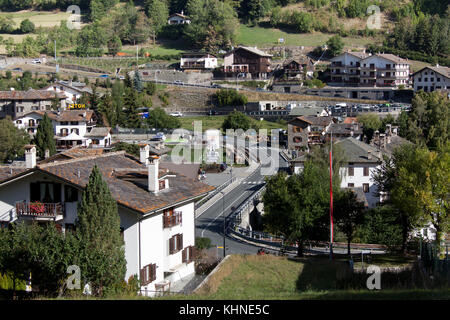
[34, 113, 56, 158]
[76, 165, 126, 296]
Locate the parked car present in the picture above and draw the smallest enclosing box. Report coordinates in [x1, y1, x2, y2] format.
[170, 111, 183, 117]
[117, 75, 125, 80]
[173, 80, 183, 85]
[31, 58, 41, 64]
[99, 74, 109, 78]
[211, 83, 220, 88]
[154, 132, 166, 141]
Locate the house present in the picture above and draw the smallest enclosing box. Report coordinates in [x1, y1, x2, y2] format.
[0, 89, 67, 120]
[412, 65, 450, 92]
[359, 54, 410, 87]
[325, 122, 363, 141]
[167, 12, 191, 25]
[180, 52, 218, 70]
[329, 51, 369, 86]
[0, 145, 214, 295]
[13, 110, 109, 150]
[328, 52, 410, 88]
[290, 138, 384, 208]
[287, 116, 335, 150]
[223, 46, 272, 79]
[43, 80, 93, 105]
[282, 57, 315, 80]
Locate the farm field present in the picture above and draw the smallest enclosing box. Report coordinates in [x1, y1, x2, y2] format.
[236, 25, 381, 48]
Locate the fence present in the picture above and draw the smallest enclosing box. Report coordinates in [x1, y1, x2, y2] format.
[419, 241, 449, 279]
[194, 176, 238, 210]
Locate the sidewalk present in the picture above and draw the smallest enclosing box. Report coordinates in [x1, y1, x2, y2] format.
[195, 162, 260, 218]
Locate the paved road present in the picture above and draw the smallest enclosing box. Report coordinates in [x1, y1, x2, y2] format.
[195, 148, 289, 256]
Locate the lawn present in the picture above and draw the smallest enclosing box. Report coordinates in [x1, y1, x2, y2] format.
[178, 116, 287, 132]
[236, 25, 380, 48]
[0, 10, 74, 28]
[158, 254, 449, 300]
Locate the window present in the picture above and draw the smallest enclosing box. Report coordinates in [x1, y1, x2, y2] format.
[437, 78, 441, 82]
[182, 246, 194, 264]
[140, 264, 156, 286]
[363, 167, 370, 176]
[0, 221, 10, 229]
[347, 183, 354, 188]
[363, 183, 369, 193]
[348, 167, 354, 176]
[70, 121, 78, 125]
[169, 234, 183, 254]
[64, 185, 78, 202]
[16, 120, 22, 124]
[30, 182, 61, 203]
[159, 179, 165, 190]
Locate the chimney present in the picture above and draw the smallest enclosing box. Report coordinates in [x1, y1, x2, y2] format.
[139, 144, 150, 165]
[44, 149, 50, 159]
[25, 145, 37, 168]
[367, 150, 372, 160]
[386, 124, 392, 136]
[148, 156, 160, 193]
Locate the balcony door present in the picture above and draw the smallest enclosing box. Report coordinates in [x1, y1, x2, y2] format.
[30, 182, 61, 203]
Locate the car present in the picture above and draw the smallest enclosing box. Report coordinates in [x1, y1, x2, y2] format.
[31, 59, 41, 64]
[117, 75, 125, 80]
[170, 111, 183, 117]
[154, 132, 166, 141]
[12, 68, 22, 72]
[173, 80, 183, 85]
[99, 74, 109, 78]
[211, 83, 220, 88]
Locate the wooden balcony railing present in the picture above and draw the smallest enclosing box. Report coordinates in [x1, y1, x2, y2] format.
[16, 202, 64, 218]
[163, 211, 182, 228]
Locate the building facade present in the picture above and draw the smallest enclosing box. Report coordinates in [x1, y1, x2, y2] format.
[412, 65, 450, 92]
[0, 147, 213, 295]
[180, 53, 218, 70]
[223, 46, 272, 79]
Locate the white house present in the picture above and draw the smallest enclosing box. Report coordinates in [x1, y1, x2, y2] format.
[167, 12, 191, 25]
[329, 51, 369, 85]
[44, 80, 93, 105]
[180, 52, 218, 70]
[359, 54, 410, 87]
[412, 65, 450, 92]
[290, 138, 383, 208]
[0, 145, 214, 295]
[13, 110, 111, 150]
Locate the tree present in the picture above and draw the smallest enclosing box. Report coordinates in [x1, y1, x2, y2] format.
[20, 19, 35, 34]
[0, 118, 30, 163]
[326, 35, 344, 57]
[133, 70, 143, 92]
[107, 35, 122, 56]
[124, 87, 142, 128]
[146, 0, 169, 34]
[34, 113, 56, 159]
[185, 0, 239, 50]
[357, 113, 382, 143]
[221, 111, 254, 132]
[147, 107, 181, 129]
[76, 165, 126, 296]
[334, 189, 365, 254]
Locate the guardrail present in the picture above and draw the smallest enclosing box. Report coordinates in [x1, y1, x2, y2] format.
[194, 176, 238, 210]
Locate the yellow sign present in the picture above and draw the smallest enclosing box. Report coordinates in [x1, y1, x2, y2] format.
[68, 104, 86, 109]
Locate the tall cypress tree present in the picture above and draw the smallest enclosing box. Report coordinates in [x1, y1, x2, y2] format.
[124, 87, 141, 128]
[34, 113, 56, 158]
[133, 70, 143, 93]
[76, 165, 126, 296]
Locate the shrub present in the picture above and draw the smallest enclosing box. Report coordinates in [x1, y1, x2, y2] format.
[196, 237, 212, 250]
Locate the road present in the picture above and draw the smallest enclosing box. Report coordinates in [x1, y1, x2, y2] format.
[195, 148, 289, 256]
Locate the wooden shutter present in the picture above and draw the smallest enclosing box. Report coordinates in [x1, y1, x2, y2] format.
[188, 246, 194, 262]
[177, 234, 183, 251]
[151, 264, 156, 282]
[182, 248, 187, 263]
[169, 237, 174, 254]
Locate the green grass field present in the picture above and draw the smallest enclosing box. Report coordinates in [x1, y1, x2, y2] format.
[0, 10, 73, 28]
[159, 254, 449, 300]
[236, 25, 379, 48]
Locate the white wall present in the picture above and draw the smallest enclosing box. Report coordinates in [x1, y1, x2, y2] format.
[413, 68, 450, 92]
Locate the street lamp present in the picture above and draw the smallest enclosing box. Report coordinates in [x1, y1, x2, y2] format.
[220, 190, 226, 258]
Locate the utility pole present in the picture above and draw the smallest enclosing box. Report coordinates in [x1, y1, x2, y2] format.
[54, 40, 59, 73]
[329, 130, 334, 260]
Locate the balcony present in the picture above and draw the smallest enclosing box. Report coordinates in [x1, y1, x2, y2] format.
[163, 211, 182, 228]
[16, 202, 65, 220]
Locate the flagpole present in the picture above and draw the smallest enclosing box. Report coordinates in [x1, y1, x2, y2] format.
[329, 130, 334, 260]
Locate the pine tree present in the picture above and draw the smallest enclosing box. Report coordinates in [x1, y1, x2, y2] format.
[34, 113, 56, 158]
[124, 87, 142, 128]
[76, 165, 126, 296]
[133, 70, 143, 92]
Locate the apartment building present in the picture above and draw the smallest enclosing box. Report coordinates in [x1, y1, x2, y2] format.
[0, 89, 67, 119]
[412, 65, 450, 92]
[223, 46, 272, 79]
[329, 52, 410, 88]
